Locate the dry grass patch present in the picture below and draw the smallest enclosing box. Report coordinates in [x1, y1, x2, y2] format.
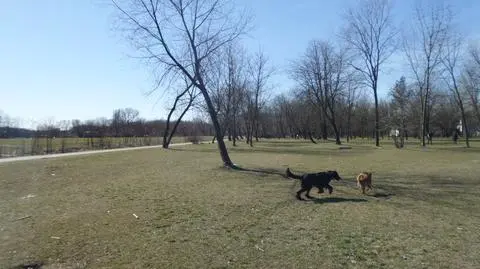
[1, 140, 479, 268]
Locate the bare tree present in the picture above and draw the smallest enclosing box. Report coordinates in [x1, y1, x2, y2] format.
[292, 40, 348, 145]
[345, 77, 361, 142]
[205, 42, 248, 146]
[229, 82, 246, 146]
[57, 120, 72, 153]
[111, 110, 122, 137]
[463, 44, 480, 124]
[247, 49, 274, 143]
[112, 0, 251, 167]
[242, 88, 255, 146]
[112, 108, 140, 137]
[280, 94, 301, 138]
[223, 43, 248, 146]
[208, 53, 228, 144]
[341, 0, 397, 147]
[442, 33, 470, 147]
[403, 2, 452, 146]
[282, 91, 315, 141]
[162, 77, 200, 148]
[37, 118, 60, 154]
[389, 76, 411, 148]
[271, 94, 291, 138]
[470, 42, 480, 66]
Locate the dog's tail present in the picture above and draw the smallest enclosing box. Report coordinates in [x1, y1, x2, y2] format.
[286, 167, 303, 180]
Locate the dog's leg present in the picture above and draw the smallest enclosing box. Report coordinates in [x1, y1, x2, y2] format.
[305, 187, 314, 199]
[296, 187, 308, 200]
[326, 185, 333, 194]
[361, 184, 366, 194]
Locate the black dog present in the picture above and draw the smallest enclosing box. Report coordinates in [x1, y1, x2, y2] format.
[286, 168, 343, 200]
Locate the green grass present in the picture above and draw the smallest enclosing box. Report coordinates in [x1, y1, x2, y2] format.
[1, 140, 479, 268]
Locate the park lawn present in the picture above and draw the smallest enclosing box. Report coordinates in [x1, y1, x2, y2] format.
[1, 140, 479, 268]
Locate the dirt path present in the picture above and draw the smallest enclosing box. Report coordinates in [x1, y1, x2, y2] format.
[0, 142, 198, 164]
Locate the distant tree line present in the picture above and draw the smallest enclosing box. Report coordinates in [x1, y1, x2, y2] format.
[0, 108, 214, 139]
[211, 76, 479, 143]
[0, 127, 34, 138]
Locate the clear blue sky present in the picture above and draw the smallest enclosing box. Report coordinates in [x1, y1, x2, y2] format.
[1, 0, 479, 128]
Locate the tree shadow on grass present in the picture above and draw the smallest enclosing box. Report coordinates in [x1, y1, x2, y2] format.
[10, 261, 44, 269]
[169, 144, 373, 157]
[308, 197, 368, 204]
[369, 192, 395, 199]
[226, 165, 288, 178]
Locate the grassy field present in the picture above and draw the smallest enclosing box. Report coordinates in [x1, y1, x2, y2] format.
[1, 140, 479, 268]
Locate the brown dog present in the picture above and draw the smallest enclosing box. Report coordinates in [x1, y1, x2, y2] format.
[356, 172, 373, 194]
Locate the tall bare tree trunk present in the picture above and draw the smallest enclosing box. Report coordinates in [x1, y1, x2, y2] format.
[162, 82, 195, 148]
[400, 117, 406, 148]
[452, 80, 470, 148]
[332, 122, 341, 145]
[374, 83, 380, 147]
[346, 103, 353, 142]
[232, 114, 237, 146]
[321, 115, 328, 140]
[471, 97, 480, 124]
[459, 101, 470, 148]
[254, 97, 259, 142]
[166, 101, 193, 148]
[201, 87, 233, 167]
[421, 76, 430, 147]
[324, 109, 341, 145]
[163, 95, 181, 148]
[308, 132, 317, 144]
